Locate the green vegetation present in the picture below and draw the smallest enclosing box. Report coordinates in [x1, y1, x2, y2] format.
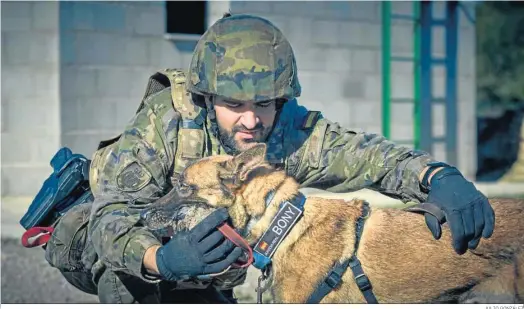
[476, 2, 524, 116]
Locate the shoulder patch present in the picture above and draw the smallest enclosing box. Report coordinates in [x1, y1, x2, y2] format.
[117, 161, 152, 192]
[301, 111, 322, 129]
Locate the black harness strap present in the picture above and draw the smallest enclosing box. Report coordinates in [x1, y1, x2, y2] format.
[306, 258, 351, 303]
[348, 256, 377, 303]
[306, 202, 378, 304]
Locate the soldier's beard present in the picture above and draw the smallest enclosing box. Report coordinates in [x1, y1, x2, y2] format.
[218, 123, 272, 155]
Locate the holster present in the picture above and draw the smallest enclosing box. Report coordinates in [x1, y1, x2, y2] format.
[20, 147, 94, 230]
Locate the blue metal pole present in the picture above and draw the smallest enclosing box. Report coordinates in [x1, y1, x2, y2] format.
[445, 1, 459, 166]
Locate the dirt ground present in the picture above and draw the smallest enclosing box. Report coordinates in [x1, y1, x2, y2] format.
[0, 236, 263, 303]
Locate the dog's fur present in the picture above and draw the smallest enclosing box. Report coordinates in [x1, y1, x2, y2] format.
[156, 143, 524, 303]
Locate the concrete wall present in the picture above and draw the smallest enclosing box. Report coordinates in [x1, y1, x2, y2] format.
[456, 3, 477, 180]
[58, 0, 231, 156]
[59, 1, 190, 156]
[1, 1, 60, 195]
[231, 1, 382, 132]
[1, 1, 477, 197]
[230, 1, 477, 178]
[1, 1, 225, 196]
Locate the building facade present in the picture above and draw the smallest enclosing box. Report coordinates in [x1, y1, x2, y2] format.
[1, 1, 477, 196]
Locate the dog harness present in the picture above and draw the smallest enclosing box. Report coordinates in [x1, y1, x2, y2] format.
[307, 202, 379, 304]
[245, 191, 379, 304]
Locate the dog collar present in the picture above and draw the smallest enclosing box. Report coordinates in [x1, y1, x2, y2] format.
[252, 191, 306, 270]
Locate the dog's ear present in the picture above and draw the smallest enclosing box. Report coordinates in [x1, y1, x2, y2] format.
[232, 143, 267, 180]
[219, 143, 267, 185]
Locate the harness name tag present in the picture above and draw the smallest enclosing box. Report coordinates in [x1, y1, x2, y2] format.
[253, 201, 303, 259]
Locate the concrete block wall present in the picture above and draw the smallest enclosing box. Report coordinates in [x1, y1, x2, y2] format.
[230, 1, 477, 179]
[59, 1, 191, 157]
[1, 1, 477, 196]
[1, 1, 227, 196]
[230, 1, 383, 132]
[456, 2, 477, 180]
[1, 1, 61, 196]
[58, 0, 229, 157]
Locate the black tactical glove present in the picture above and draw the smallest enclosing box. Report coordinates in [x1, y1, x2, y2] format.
[422, 164, 495, 255]
[156, 208, 243, 281]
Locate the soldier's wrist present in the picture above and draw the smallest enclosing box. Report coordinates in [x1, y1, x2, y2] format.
[419, 167, 445, 184]
[121, 232, 163, 282]
[143, 244, 162, 276]
[419, 162, 449, 191]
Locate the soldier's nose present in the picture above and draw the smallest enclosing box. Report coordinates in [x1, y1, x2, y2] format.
[240, 111, 258, 130]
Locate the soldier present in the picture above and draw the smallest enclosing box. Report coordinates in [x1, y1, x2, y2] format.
[37, 13, 495, 303]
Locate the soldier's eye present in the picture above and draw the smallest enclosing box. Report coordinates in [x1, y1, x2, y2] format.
[257, 101, 272, 108]
[225, 102, 241, 108]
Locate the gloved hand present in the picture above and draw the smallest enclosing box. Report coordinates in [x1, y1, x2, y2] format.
[155, 208, 243, 281]
[423, 166, 495, 255]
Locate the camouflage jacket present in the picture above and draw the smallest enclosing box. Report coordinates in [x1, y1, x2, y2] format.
[87, 70, 437, 283]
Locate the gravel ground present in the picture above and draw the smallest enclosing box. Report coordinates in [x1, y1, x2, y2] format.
[0, 237, 261, 304]
[1, 237, 99, 304]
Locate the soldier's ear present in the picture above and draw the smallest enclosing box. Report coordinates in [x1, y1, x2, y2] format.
[219, 143, 267, 184]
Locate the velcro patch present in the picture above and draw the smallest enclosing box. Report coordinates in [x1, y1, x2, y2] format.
[117, 161, 152, 192]
[253, 201, 303, 258]
[301, 111, 321, 129]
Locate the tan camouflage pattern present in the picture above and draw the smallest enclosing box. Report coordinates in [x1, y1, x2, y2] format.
[88, 87, 180, 282]
[89, 144, 113, 197]
[45, 202, 99, 294]
[88, 72, 439, 287]
[158, 69, 209, 174]
[163, 68, 204, 119]
[265, 99, 434, 203]
[88, 82, 228, 286]
[187, 14, 301, 102]
[290, 117, 434, 203]
[174, 129, 205, 174]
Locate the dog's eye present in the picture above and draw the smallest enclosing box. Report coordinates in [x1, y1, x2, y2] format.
[177, 182, 194, 198]
[180, 182, 191, 191]
[173, 177, 194, 195]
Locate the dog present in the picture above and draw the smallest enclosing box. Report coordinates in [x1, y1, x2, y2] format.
[141, 143, 524, 304]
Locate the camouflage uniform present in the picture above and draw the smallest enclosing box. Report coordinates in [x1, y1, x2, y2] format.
[66, 14, 438, 303]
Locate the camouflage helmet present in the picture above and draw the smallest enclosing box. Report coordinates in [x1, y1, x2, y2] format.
[187, 14, 301, 103]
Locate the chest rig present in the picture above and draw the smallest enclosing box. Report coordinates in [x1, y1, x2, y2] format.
[152, 69, 210, 176]
[90, 69, 213, 190]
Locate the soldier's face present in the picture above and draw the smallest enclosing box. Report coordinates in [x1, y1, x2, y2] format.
[214, 98, 277, 153]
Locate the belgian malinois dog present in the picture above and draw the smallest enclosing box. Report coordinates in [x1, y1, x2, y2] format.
[142, 143, 524, 304]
